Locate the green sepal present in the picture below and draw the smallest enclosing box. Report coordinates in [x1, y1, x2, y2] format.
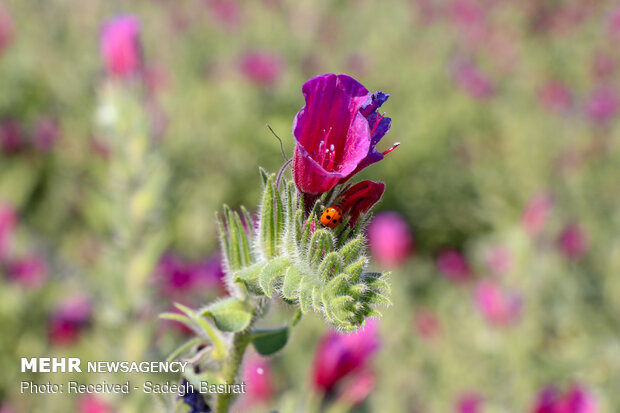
[200, 297, 252, 332]
[259, 256, 290, 297]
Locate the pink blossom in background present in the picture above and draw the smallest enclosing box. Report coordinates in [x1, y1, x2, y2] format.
[557, 223, 589, 261]
[144, 64, 170, 96]
[312, 319, 380, 394]
[33, 117, 61, 152]
[77, 395, 112, 413]
[5, 255, 47, 288]
[100, 15, 142, 79]
[242, 354, 274, 404]
[367, 212, 414, 267]
[0, 4, 13, 55]
[608, 4, 620, 37]
[412, 0, 441, 25]
[436, 249, 471, 281]
[0, 202, 17, 260]
[456, 392, 483, 413]
[484, 245, 513, 276]
[413, 308, 441, 340]
[155, 253, 225, 297]
[522, 192, 554, 237]
[206, 0, 242, 31]
[474, 279, 522, 327]
[239, 51, 283, 87]
[591, 53, 615, 81]
[531, 384, 597, 413]
[48, 295, 92, 346]
[337, 369, 375, 407]
[538, 80, 573, 113]
[0, 119, 24, 154]
[447, 0, 489, 45]
[453, 60, 495, 100]
[586, 86, 619, 125]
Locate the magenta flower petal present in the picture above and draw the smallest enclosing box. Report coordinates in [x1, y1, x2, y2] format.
[338, 180, 385, 226]
[292, 74, 392, 195]
[100, 15, 142, 79]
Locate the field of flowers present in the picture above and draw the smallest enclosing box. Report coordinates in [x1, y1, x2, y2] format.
[2, 0, 620, 412]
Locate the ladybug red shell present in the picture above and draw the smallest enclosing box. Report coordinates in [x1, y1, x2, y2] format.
[320, 205, 343, 229]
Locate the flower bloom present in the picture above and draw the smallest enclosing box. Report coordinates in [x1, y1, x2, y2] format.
[312, 319, 380, 394]
[77, 395, 111, 413]
[336, 369, 375, 407]
[155, 253, 225, 298]
[531, 384, 597, 413]
[436, 249, 471, 281]
[48, 295, 92, 345]
[33, 117, 61, 152]
[292, 73, 395, 196]
[5, 255, 47, 288]
[456, 392, 483, 413]
[337, 180, 385, 226]
[586, 86, 619, 125]
[453, 60, 495, 100]
[100, 15, 142, 79]
[474, 279, 522, 327]
[367, 212, 413, 267]
[239, 51, 283, 86]
[242, 354, 274, 404]
[0, 4, 13, 56]
[0, 202, 16, 260]
[538, 81, 573, 113]
[557, 223, 588, 261]
[522, 192, 554, 237]
[484, 245, 513, 276]
[413, 308, 441, 340]
[0, 119, 24, 154]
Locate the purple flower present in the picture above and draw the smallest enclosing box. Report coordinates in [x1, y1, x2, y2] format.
[413, 308, 442, 341]
[453, 59, 495, 100]
[436, 249, 471, 282]
[239, 51, 283, 86]
[337, 180, 385, 226]
[336, 369, 375, 407]
[456, 392, 483, 413]
[77, 395, 111, 413]
[557, 223, 588, 261]
[312, 319, 380, 394]
[292, 73, 395, 195]
[586, 86, 619, 125]
[522, 192, 554, 237]
[33, 117, 61, 152]
[5, 255, 47, 288]
[0, 202, 16, 260]
[0, 119, 24, 154]
[474, 279, 522, 327]
[484, 245, 513, 276]
[100, 15, 142, 79]
[155, 253, 225, 298]
[242, 354, 274, 404]
[531, 384, 597, 413]
[0, 4, 13, 56]
[538, 80, 573, 113]
[48, 295, 92, 346]
[367, 212, 414, 267]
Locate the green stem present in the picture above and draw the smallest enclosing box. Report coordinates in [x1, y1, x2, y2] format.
[215, 328, 251, 413]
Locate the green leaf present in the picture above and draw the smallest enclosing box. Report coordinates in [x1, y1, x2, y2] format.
[282, 265, 303, 300]
[258, 174, 276, 258]
[259, 256, 290, 297]
[250, 326, 289, 356]
[201, 298, 252, 332]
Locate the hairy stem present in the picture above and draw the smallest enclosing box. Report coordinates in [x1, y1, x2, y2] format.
[215, 327, 251, 413]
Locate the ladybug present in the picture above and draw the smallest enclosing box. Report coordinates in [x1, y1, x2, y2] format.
[320, 205, 343, 229]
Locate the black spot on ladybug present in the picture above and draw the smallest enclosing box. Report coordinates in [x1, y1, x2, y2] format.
[332, 219, 338, 223]
[326, 215, 331, 220]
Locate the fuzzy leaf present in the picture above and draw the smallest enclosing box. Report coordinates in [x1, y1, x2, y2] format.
[259, 174, 277, 258]
[250, 326, 289, 356]
[259, 256, 290, 297]
[282, 265, 303, 300]
[201, 298, 252, 332]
